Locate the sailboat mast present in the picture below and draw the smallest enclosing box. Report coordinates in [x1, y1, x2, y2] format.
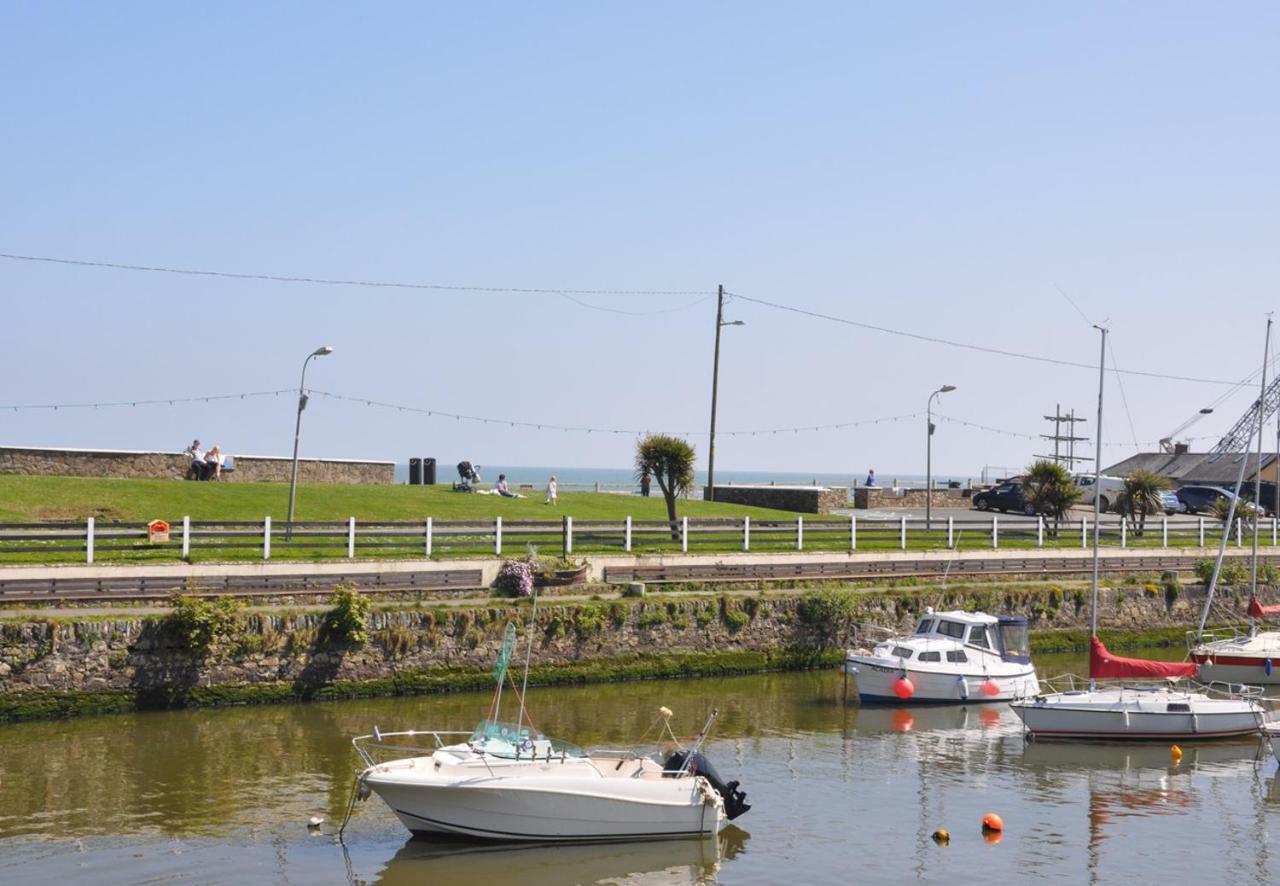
[1090, 325, 1107, 641]
[1251, 318, 1272, 601]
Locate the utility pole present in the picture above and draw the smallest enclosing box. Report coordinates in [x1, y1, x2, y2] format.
[707, 285, 725, 503]
[1038, 405, 1088, 469]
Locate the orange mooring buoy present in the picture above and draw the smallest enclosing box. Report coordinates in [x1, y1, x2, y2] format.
[1170, 744, 1183, 765]
[982, 812, 1004, 833]
[892, 676, 915, 700]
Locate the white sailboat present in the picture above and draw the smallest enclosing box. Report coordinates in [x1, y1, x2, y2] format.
[351, 611, 750, 842]
[1011, 324, 1267, 741]
[843, 610, 1040, 703]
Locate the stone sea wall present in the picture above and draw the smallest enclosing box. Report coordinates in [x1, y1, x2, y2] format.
[3, 582, 1269, 721]
[0, 446, 394, 484]
[854, 487, 972, 510]
[705, 485, 849, 514]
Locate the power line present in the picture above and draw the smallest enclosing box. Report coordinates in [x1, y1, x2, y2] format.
[729, 292, 1242, 387]
[0, 252, 714, 314]
[1, 389, 292, 411]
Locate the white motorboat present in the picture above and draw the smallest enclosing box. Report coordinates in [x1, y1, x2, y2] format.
[353, 717, 747, 842]
[350, 618, 749, 843]
[844, 610, 1040, 703]
[1011, 325, 1270, 742]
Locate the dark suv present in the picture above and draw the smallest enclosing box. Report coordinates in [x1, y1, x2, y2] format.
[1176, 485, 1264, 516]
[972, 481, 1042, 515]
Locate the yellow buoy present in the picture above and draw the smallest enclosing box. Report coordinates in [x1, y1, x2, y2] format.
[1170, 744, 1183, 765]
[932, 829, 950, 845]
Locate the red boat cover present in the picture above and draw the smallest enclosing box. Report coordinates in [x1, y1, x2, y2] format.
[1089, 636, 1196, 680]
[1247, 597, 1280, 620]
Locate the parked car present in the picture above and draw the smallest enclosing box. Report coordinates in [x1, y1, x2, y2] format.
[1158, 490, 1186, 516]
[972, 481, 1043, 515]
[1175, 485, 1262, 516]
[1074, 474, 1125, 513]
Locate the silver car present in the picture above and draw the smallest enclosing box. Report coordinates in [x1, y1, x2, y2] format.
[1159, 490, 1186, 516]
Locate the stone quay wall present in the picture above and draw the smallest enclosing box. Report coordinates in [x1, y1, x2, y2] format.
[705, 485, 849, 514]
[854, 487, 971, 510]
[3, 582, 1267, 720]
[0, 446, 394, 485]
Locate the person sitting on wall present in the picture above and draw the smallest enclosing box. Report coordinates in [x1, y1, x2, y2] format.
[185, 440, 207, 480]
[205, 445, 225, 481]
[865, 468, 876, 487]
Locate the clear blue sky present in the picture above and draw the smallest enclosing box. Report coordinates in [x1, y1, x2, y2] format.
[3, 3, 1278, 477]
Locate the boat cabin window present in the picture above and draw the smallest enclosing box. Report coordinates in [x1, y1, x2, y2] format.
[918, 651, 941, 662]
[946, 650, 968, 663]
[892, 646, 914, 659]
[968, 626, 990, 649]
[915, 619, 935, 635]
[936, 620, 966, 640]
[998, 621, 1032, 662]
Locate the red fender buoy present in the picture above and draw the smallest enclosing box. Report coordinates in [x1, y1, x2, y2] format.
[981, 679, 1001, 697]
[893, 676, 915, 700]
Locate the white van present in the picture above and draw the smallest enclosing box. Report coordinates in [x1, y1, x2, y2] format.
[1074, 475, 1125, 512]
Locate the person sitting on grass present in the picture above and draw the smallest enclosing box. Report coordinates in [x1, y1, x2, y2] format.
[495, 474, 518, 498]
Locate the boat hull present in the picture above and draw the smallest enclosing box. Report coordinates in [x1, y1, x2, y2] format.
[1010, 689, 1264, 741]
[845, 654, 1040, 704]
[366, 766, 724, 843]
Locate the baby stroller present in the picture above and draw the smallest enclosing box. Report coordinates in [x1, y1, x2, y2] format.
[454, 461, 481, 492]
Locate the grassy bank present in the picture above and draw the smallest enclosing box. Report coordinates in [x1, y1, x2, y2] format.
[0, 475, 798, 523]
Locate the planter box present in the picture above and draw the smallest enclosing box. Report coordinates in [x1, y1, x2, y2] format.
[535, 566, 588, 587]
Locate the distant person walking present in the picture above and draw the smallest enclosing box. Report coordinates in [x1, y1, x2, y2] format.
[640, 471, 651, 497]
[865, 469, 876, 487]
[545, 475, 558, 505]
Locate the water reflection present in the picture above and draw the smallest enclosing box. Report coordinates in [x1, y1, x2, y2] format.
[372, 827, 747, 886]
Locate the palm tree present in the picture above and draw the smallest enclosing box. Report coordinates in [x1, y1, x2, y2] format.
[1021, 460, 1081, 535]
[635, 434, 696, 540]
[1115, 469, 1169, 536]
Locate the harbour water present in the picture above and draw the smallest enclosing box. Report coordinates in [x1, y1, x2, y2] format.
[3, 653, 1278, 884]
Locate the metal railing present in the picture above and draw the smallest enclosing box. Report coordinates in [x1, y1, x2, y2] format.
[0, 514, 1275, 564]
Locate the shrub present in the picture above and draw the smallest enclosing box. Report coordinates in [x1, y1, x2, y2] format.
[722, 609, 750, 633]
[574, 606, 606, 638]
[695, 607, 715, 628]
[637, 607, 667, 628]
[165, 593, 243, 655]
[494, 561, 534, 598]
[323, 585, 371, 647]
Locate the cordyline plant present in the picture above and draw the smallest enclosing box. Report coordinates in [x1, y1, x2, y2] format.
[1021, 460, 1081, 535]
[635, 433, 696, 540]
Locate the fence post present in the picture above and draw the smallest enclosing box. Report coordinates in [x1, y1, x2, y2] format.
[1120, 518, 1127, 549]
[1037, 516, 1044, 548]
[263, 516, 271, 560]
[495, 516, 503, 556]
[947, 516, 954, 549]
[625, 516, 633, 553]
[992, 516, 998, 550]
[1273, 516, 1277, 547]
[86, 517, 94, 564]
[564, 516, 573, 556]
[900, 516, 907, 551]
[850, 515, 857, 551]
[1081, 517, 1087, 549]
[182, 515, 191, 559]
[425, 517, 433, 557]
[1198, 517, 1205, 547]
[1236, 517, 1242, 547]
[1162, 516, 1168, 549]
[797, 516, 804, 551]
[743, 515, 750, 552]
[347, 517, 356, 558]
[680, 516, 688, 552]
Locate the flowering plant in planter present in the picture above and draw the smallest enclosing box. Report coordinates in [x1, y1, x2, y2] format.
[495, 560, 534, 597]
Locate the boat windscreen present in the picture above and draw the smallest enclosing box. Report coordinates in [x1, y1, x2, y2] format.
[469, 721, 587, 758]
[998, 620, 1031, 663]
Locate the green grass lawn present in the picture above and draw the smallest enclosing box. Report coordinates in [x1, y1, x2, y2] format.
[0, 474, 802, 523]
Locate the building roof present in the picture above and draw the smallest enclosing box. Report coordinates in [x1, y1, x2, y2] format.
[1101, 451, 1278, 486]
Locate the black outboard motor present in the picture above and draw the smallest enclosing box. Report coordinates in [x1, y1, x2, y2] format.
[664, 750, 751, 821]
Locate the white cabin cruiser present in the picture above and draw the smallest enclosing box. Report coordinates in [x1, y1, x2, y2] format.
[353, 717, 748, 842]
[844, 610, 1040, 703]
[1190, 597, 1280, 685]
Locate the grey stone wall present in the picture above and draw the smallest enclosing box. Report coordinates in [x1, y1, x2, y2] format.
[0, 446, 394, 484]
[854, 488, 971, 510]
[705, 485, 849, 514]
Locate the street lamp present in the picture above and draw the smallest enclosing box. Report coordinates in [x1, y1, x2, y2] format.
[286, 345, 334, 536]
[926, 384, 957, 529]
[707, 285, 745, 503]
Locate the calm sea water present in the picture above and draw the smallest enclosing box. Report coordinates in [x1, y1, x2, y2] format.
[396, 464, 980, 494]
[3, 654, 1279, 884]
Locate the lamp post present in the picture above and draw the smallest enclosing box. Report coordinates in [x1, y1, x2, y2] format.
[706, 285, 744, 503]
[286, 345, 333, 537]
[926, 384, 957, 529]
